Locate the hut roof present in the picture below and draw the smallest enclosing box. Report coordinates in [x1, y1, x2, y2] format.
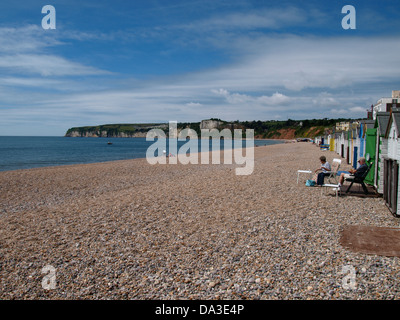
[385, 110, 400, 139]
[363, 120, 375, 130]
[375, 112, 390, 137]
[358, 120, 374, 138]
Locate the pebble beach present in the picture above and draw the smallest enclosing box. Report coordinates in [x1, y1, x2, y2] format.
[1, 141, 400, 300]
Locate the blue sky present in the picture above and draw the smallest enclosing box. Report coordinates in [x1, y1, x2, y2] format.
[0, 0, 399, 136]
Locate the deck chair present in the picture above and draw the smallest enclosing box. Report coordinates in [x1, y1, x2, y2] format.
[327, 158, 341, 184]
[345, 162, 373, 195]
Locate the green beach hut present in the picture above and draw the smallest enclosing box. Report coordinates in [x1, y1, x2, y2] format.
[364, 127, 377, 186]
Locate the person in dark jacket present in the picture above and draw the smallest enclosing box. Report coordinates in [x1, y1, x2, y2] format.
[338, 157, 368, 187]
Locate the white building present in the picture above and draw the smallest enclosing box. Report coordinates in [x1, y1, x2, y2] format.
[373, 91, 400, 120]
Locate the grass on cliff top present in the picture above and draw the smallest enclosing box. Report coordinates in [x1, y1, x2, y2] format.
[66, 123, 168, 134]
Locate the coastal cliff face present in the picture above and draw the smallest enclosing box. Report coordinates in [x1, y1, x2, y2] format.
[65, 123, 168, 138]
[65, 119, 339, 139]
[200, 119, 223, 130]
[65, 130, 148, 138]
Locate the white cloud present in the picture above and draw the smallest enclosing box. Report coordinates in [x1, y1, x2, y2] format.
[0, 77, 62, 87]
[0, 25, 110, 77]
[0, 54, 110, 76]
[182, 7, 308, 31]
[212, 89, 291, 106]
[330, 106, 369, 117]
[0, 25, 60, 54]
[0, 25, 114, 54]
[185, 102, 203, 107]
[312, 93, 340, 108]
[350, 106, 368, 113]
[257, 92, 291, 105]
[201, 35, 400, 92]
[1, 24, 400, 135]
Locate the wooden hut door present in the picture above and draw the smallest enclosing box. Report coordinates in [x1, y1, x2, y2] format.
[392, 161, 398, 215]
[384, 159, 399, 215]
[353, 147, 358, 169]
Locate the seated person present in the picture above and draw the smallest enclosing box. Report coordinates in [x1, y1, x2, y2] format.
[313, 156, 331, 185]
[338, 157, 368, 187]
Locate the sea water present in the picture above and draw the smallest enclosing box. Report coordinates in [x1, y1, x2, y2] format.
[0, 136, 284, 172]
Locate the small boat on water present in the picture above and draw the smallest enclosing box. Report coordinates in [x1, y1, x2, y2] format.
[107, 141, 113, 145]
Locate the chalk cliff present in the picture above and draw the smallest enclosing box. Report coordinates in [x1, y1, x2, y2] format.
[65, 123, 168, 138]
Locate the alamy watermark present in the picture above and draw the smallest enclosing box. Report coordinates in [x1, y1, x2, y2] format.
[41, 5, 56, 30]
[145, 121, 255, 175]
[41, 265, 56, 290]
[341, 5, 356, 30]
[40, 5, 355, 31]
[341, 265, 357, 290]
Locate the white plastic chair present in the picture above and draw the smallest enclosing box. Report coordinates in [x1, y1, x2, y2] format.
[327, 158, 342, 184]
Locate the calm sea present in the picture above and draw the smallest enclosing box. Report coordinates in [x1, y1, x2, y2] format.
[0, 136, 284, 172]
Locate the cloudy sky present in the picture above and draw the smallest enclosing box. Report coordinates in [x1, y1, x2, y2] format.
[0, 0, 399, 136]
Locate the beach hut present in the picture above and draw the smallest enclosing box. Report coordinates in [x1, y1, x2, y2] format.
[360, 120, 376, 159]
[324, 134, 330, 149]
[328, 134, 335, 151]
[340, 131, 345, 159]
[351, 126, 359, 168]
[334, 132, 341, 155]
[363, 126, 377, 186]
[336, 130, 349, 161]
[374, 112, 390, 193]
[334, 132, 340, 154]
[315, 135, 330, 150]
[344, 130, 350, 164]
[383, 110, 400, 216]
[333, 131, 341, 157]
[314, 136, 322, 145]
[358, 122, 365, 160]
[342, 131, 347, 160]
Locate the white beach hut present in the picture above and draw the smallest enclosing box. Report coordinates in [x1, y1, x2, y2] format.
[334, 132, 341, 156]
[374, 112, 390, 194]
[339, 131, 347, 158]
[343, 130, 349, 163]
[383, 110, 400, 216]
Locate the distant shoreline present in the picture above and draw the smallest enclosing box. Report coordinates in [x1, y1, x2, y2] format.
[0, 136, 286, 173]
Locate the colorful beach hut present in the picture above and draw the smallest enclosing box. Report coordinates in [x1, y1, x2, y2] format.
[347, 130, 351, 165]
[359, 120, 375, 160]
[329, 134, 335, 151]
[359, 122, 365, 159]
[363, 126, 377, 186]
[351, 126, 359, 169]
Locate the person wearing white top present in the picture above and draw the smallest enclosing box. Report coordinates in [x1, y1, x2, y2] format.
[313, 156, 331, 185]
